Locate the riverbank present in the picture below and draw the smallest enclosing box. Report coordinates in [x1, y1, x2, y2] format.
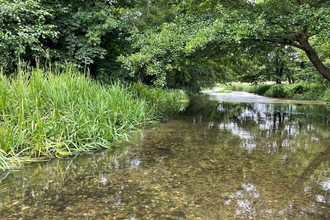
[0, 64, 189, 170]
[1, 96, 330, 219]
[213, 82, 330, 102]
[201, 89, 326, 105]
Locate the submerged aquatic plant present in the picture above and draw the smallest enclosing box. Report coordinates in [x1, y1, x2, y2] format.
[0, 149, 10, 170]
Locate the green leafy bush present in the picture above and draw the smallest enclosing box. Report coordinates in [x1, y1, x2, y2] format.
[264, 84, 288, 98]
[229, 83, 250, 91]
[130, 82, 189, 116]
[228, 82, 326, 101]
[285, 82, 325, 100]
[247, 84, 271, 95]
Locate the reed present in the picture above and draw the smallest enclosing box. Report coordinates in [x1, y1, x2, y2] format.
[0, 63, 188, 170]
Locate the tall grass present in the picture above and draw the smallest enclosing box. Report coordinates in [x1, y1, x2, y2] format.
[130, 82, 189, 116]
[0, 63, 188, 170]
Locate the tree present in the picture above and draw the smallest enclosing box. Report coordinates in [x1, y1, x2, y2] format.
[118, 0, 237, 91]
[233, 0, 330, 80]
[120, 0, 330, 90]
[39, 0, 125, 82]
[261, 46, 298, 84]
[0, 0, 58, 72]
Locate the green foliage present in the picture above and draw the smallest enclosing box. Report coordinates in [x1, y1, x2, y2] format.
[231, 82, 326, 100]
[264, 84, 288, 98]
[0, 63, 187, 169]
[0, 0, 132, 82]
[216, 89, 232, 93]
[322, 89, 330, 102]
[225, 83, 271, 95]
[228, 82, 264, 95]
[294, 36, 330, 82]
[117, 0, 330, 89]
[39, 0, 128, 82]
[0, 149, 10, 171]
[236, 0, 330, 80]
[285, 82, 326, 100]
[0, 0, 58, 72]
[118, 7, 231, 91]
[44, 0, 119, 64]
[130, 82, 189, 116]
[227, 83, 251, 92]
[1, 0, 330, 90]
[247, 84, 272, 95]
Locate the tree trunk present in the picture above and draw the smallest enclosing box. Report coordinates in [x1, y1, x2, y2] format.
[298, 36, 330, 81]
[263, 35, 330, 81]
[275, 64, 284, 84]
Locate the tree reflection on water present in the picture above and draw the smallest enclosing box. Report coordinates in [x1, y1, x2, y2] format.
[1, 95, 330, 219]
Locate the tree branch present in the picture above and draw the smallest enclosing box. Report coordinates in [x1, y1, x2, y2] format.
[311, 0, 330, 7]
[258, 37, 304, 49]
[296, 0, 305, 5]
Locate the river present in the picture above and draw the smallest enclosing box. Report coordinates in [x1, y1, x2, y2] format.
[1, 92, 330, 219]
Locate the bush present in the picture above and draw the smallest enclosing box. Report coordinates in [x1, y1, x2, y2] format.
[229, 83, 250, 91]
[130, 82, 189, 116]
[220, 82, 327, 101]
[264, 84, 288, 98]
[321, 88, 330, 102]
[285, 82, 325, 100]
[247, 84, 271, 95]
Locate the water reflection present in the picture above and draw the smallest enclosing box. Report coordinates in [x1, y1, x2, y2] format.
[130, 157, 142, 169]
[1, 95, 330, 219]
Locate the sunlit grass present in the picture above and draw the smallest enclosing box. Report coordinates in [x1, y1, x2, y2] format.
[130, 82, 189, 116]
[216, 89, 232, 93]
[201, 85, 232, 93]
[0, 63, 188, 170]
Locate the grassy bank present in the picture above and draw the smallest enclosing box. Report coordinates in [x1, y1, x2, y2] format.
[220, 82, 330, 102]
[0, 64, 188, 170]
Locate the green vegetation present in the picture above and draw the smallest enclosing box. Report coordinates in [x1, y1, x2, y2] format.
[216, 89, 232, 93]
[130, 82, 188, 115]
[0, 64, 188, 170]
[223, 82, 330, 101]
[1, 0, 330, 168]
[118, 0, 330, 89]
[1, 0, 330, 91]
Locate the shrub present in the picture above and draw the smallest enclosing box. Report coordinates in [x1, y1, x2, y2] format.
[247, 84, 271, 95]
[264, 84, 287, 98]
[285, 82, 325, 100]
[321, 88, 330, 102]
[229, 83, 250, 91]
[130, 82, 189, 116]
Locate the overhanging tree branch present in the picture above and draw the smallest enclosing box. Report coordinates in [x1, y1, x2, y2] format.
[296, 0, 305, 5]
[261, 37, 303, 49]
[253, 34, 330, 81]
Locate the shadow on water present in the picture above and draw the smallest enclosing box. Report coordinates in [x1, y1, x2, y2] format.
[1, 93, 330, 219]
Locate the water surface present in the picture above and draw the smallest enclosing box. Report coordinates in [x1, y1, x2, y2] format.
[1, 93, 330, 219]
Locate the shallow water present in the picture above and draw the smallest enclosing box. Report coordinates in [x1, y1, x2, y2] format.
[1, 93, 330, 219]
[201, 90, 326, 105]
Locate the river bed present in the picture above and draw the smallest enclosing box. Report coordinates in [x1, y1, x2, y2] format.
[1, 92, 330, 219]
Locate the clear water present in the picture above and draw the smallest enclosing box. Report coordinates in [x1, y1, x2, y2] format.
[1, 93, 330, 219]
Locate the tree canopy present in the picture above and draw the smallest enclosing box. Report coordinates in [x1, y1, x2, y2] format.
[0, 0, 58, 71]
[0, 0, 329, 90]
[116, 0, 330, 90]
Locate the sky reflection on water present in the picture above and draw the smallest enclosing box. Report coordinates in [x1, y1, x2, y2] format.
[1, 93, 330, 219]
